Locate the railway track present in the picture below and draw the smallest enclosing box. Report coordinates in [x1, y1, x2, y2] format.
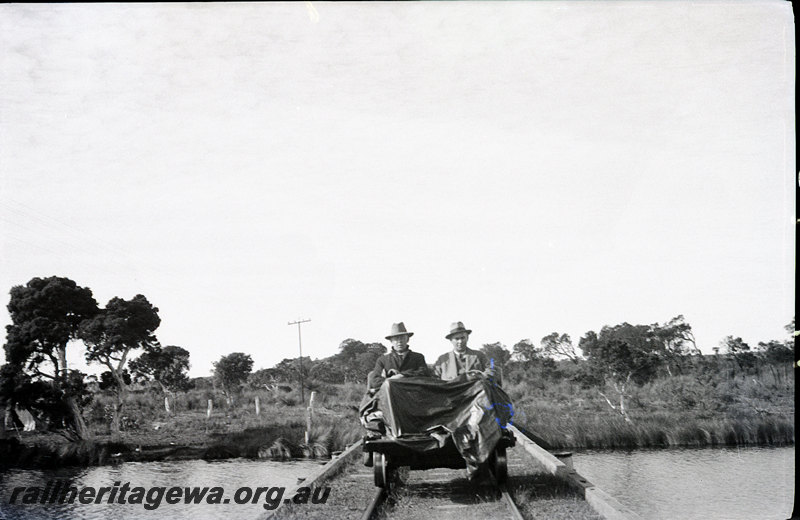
[267, 427, 628, 520]
[359, 464, 524, 520]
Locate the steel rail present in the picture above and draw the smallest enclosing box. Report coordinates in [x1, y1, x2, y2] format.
[359, 487, 387, 520]
[498, 484, 526, 520]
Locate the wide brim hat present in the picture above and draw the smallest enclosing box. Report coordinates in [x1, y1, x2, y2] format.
[386, 322, 414, 339]
[445, 321, 472, 339]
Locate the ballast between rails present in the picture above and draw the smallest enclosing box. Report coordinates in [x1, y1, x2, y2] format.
[358, 462, 523, 520]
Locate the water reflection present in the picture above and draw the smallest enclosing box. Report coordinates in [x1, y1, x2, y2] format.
[572, 446, 794, 520]
[0, 458, 324, 520]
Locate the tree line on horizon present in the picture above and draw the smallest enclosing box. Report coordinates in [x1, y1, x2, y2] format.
[1, 276, 794, 440]
[240, 315, 794, 423]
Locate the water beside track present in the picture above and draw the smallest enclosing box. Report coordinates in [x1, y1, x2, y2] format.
[0, 458, 324, 520]
[1, 446, 794, 520]
[572, 445, 794, 520]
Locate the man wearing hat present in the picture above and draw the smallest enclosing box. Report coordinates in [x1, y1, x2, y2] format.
[367, 322, 430, 394]
[434, 321, 499, 383]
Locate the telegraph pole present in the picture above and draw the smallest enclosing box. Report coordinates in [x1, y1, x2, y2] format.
[288, 318, 311, 403]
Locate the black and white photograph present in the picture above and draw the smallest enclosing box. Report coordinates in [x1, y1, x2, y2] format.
[0, 2, 795, 519]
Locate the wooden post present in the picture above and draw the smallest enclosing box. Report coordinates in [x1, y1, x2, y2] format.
[255, 396, 260, 416]
[206, 399, 213, 419]
[111, 402, 120, 438]
[288, 319, 311, 404]
[164, 396, 171, 414]
[305, 391, 316, 443]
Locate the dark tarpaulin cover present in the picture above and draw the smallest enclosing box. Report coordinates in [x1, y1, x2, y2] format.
[362, 375, 514, 470]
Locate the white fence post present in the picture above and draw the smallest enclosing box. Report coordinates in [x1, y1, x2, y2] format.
[304, 391, 316, 443]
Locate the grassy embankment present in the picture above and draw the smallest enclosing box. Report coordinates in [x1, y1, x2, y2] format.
[505, 368, 794, 450]
[1, 383, 366, 469]
[1, 365, 793, 469]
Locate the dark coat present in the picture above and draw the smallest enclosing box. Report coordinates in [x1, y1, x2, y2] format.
[367, 350, 429, 391]
[433, 347, 501, 385]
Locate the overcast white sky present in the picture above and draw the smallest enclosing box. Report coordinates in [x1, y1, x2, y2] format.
[0, 2, 794, 377]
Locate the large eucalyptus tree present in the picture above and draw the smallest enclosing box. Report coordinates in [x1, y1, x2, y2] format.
[81, 294, 161, 437]
[3, 276, 99, 440]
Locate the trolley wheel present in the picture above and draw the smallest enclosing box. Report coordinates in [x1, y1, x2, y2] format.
[493, 446, 508, 483]
[373, 452, 390, 488]
[363, 450, 374, 467]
